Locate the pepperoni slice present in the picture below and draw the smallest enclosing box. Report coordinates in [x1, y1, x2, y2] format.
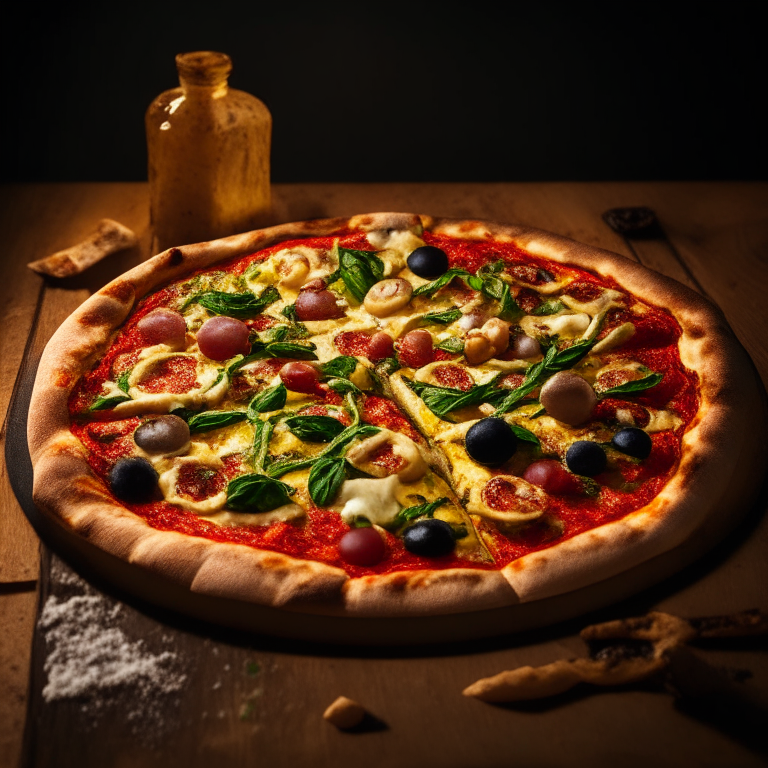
[137, 356, 198, 394]
[334, 331, 371, 356]
[431, 364, 474, 391]
[176, 464, 227, 502]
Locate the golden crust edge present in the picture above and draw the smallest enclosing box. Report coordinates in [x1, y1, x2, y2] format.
[27, 212, 765, 617]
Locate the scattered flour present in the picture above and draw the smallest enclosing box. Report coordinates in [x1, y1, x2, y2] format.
[38, 559, 187, 736]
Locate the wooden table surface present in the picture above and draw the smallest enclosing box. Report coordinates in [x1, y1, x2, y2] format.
[2, 182, 767, 768]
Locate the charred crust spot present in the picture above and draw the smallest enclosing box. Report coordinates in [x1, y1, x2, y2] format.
[103, 281, 134, 303]
[55, 371, 73, 388]
[589, 639, 655, 666]
[686, 323, 706, 340]
[167, 248, 183, 266]
[79, 307, 109, 327]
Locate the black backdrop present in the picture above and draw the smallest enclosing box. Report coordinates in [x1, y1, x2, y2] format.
[2, 1, 765, 183]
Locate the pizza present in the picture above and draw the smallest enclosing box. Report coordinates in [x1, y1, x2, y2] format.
[27, 212, 765, 626]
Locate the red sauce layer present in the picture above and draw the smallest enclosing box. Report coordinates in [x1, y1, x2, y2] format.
[68, 229, 700, 576]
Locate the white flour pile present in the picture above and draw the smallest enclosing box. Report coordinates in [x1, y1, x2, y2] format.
[38, 560, 187, 734]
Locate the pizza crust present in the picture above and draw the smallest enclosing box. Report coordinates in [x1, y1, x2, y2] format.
[27, 213, 766, 624]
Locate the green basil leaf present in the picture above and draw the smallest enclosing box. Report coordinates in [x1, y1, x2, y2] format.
[600, 373, 664, 398]
[478, 260, 506, 276]
[308, 457, 348, 507]
[351, 516, 372, 528]
[284, 415, 346, 442]
[337, 247, 385, 302]
[411, 268, 474, 298]
[435, 337, 465, 355]
[247, 384, 287, 420]
[321, 356, 358, 380]
[327, 378, 361, 396]
[374, 357, 401, 375]
[532, 300, 567, 316]
[187, 410, 248, 434]
[508, 424, 540, 446]
[281, 304, 299, 321]
[409, 378, 502, 419]
[226, 473, 295, 513]
[89, 394, 131, 411]
[395, 497, 448, 524]
[420, 308, 463, 325]
[196, 286, 280, 318]
[116, 370, 132, 394]
[170, 407, 197, 422]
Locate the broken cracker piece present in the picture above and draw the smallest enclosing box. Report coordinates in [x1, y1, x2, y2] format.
[323, 696, 366, 729]
[27, 219, 138, 278]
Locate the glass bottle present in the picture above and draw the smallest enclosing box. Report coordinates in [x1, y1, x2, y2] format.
[146, 51, 272, 252]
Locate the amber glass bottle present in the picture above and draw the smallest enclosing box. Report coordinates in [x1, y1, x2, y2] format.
[146, 51, 272, 252]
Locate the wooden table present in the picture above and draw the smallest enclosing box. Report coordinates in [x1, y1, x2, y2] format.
[2, 182, 767, 768]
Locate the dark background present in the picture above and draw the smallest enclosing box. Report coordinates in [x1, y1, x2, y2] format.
[2, 1, 765, 183]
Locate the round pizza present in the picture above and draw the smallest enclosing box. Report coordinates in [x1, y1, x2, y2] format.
[27, 212, 765, 627]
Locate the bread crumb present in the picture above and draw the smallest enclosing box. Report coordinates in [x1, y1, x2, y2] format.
[323, 696, 366, 729]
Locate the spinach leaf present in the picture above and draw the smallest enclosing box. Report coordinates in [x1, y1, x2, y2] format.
[337, 247, 385, 302]
[247, 384, 288, 419]
[420, 308, 463, 325]
[599, 373, 663, 398]
[307, 457, 348, 506]
[284, 415, 346, 442]
[116, 370, 132, 394]
[532, 300, 567, 316]
[196, 286, 280, 318]
[508, 424, 540, 447]
[226, 473, 295, 513]
[408, 377, 503, 419]
[394, 497, 448, 524]
[321, 355, 358, 380]
[187, 410, 248, 434]
[243, 339, 318, 361]
[89, 393, 131, 411]
[411, 268, 475, 298]
[434, 337, 464, 355]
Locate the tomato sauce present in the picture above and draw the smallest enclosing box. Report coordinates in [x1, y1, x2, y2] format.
[67, 229, 700, 577]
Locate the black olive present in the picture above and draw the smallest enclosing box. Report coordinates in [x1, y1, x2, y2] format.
[108, 457, 159, 503]
[612, 427, 653, 459]
[406, 246, 449, 279]
[465, 417, 517, 466]
[403, 519, 455, 557]
[565, 441, 607, 477]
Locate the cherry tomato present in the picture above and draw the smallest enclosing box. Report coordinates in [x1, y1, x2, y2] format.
[523, 459, 581, 496]
[196, 316, 251, 361]
[295, 289, 344, 321]
[338, 527, 386, 566]
[368, 331, 394, 361]
[279, 361, 321, 394]
[397, 329, 434, 368]
[137, 309, 187, 347]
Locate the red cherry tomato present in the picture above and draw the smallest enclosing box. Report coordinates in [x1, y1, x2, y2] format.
[197, 316, 251, 361]
[523, 459, 582, 496]
[138, 309, 187, 347]
[368, 331, 394, 361]
[279, 362, 321, 394]
[295, 289, 344, 321]
[397, 329, 434, 368]
[338, 527, 386, 566]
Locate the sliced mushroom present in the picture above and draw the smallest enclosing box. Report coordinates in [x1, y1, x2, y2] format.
[364, 278, 413, 317]
[276, 252, 310, 288]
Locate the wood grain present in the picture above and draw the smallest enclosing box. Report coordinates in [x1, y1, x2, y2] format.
[2, 182, 766, 768]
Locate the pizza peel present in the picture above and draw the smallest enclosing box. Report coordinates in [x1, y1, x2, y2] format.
[9, 348, 768, 645]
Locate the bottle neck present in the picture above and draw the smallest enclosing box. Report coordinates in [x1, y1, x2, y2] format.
[179, 79, 229, 99]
